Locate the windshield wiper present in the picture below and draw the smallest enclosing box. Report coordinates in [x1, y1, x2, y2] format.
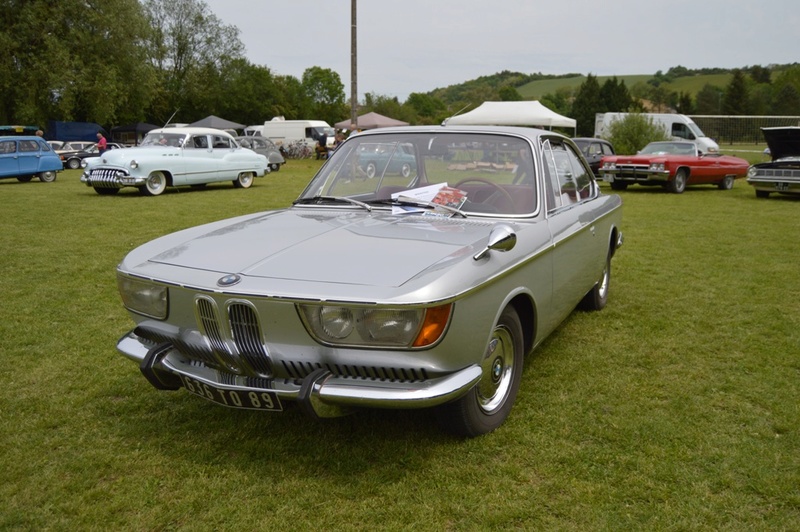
[293, 196, 372, 212]
[370, 197, 468, 218]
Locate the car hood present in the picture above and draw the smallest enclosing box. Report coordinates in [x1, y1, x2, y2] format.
[125, 209, 501, 290]
[90, 146, 177, 165]
[762, 127, 800, 160]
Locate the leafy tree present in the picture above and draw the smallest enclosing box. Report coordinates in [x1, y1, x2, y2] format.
[722, 69, 750, 115]
[772, 84, 800, 115]
[540, 87, 573, 117]
[695, 83, 724, 114]
[142, 0, 244, 123]
[499, 86, 522, 101]
[301, 66, 347, 124]
[604, 114, 670, 154]
[571, 74, 603, 136]
[749, 65, 771, 84]
[600, 77, 632, 112]
[0, 0, 154, 126]
[405, 93, 447, 124]
[674, 91, 694, 114]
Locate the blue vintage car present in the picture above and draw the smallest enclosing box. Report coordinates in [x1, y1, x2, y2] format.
[0, 136, 62, 182]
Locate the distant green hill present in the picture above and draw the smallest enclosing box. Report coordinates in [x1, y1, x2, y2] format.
[517, 73, 733, 99]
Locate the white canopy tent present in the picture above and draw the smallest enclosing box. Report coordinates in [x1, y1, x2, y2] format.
[445, 101, 576, 131]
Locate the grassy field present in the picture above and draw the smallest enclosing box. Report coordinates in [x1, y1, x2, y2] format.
[517, 73, 734, 100]
[1, 160, 799, 530]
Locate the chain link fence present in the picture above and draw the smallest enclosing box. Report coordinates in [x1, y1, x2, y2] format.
[690, 115, 800, 145]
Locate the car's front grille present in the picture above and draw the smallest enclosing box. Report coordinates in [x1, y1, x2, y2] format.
[137, 296, 431, 384]
[757, 168, 800, 179]
[88, 168, 127, 187]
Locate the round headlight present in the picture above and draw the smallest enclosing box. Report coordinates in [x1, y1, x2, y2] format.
[318, 307, 354, 339]
[130, 160, 139, 169]
[357, 308, 421, 344]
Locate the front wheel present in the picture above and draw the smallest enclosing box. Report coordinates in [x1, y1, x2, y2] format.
[233, 172, 254, 189]
[668, 169, 687, 194]
[139, 171, 167, 196]
[718, 175, 735, 190]
[756, 190, 770, 198]
[38, 171, 56, 183]
[365, 162, 377, 179]
[67, 158, 81, 170]
[436, 306, 524, 437]
[269, 163, 280, 172]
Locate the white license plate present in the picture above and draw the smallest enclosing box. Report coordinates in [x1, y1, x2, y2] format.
[178, 374, 282, 411]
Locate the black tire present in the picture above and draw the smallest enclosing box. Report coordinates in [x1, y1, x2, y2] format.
[755, 190, 770, 198]
[17, 175, 33, 183]
[232, 172, 254, 189]
[718, 175, 735, 190]
[38, 171, 56, 183]
[436, 306, 524, 437]
[139, 171, 167, 196]
[668, 169, 687, 194]
[67, 158, 81, 170]
[400, 163, 411, 178]
[610, 181, 628, 191]
[365, 162, 377, 179]
[580, 253, 611, 311]
[269, 163, 280, 172]
[94, 187, 119, 195]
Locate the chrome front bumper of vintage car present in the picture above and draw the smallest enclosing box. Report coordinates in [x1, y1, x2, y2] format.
[117, 329, 483, 418]
[81, 168, 145, 189]
[600, 163, 670, 183]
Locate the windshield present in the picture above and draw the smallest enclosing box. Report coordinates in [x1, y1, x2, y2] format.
[640, 142, 697, 155]
[141, 132, 185, 147]
[297, 132, 537, 216]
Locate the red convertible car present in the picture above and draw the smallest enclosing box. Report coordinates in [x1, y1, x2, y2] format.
[599, 141, 749, 193]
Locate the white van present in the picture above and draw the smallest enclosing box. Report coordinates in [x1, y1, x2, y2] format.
[595, 113, 719, 153]
[256, 119, 335, 148]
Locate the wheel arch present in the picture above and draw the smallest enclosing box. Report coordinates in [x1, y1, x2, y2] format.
[507, 293, 536, 357]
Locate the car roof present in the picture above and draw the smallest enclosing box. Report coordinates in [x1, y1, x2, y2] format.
[353, 124, 567, 142]
[147, 127, 234, 137]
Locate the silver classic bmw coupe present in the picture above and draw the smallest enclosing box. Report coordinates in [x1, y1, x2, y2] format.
[115, 125, 623, 436]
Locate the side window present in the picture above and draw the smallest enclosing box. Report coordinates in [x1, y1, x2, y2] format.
[602, 143, 614, 156]
[192, 136, 208, 149]
[0, 141, 15, 154]
[542, 140, 594, 210]
[19, 140, 39, 152]
[212, 135, 230, 149]
[671, 122, 695, 140]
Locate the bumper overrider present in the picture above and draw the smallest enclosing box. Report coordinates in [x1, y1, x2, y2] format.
[81, 167, 145, 189]
[117, 330, 483, 419]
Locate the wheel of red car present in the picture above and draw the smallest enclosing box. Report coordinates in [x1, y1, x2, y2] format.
[610, 181, 628, 191]
[436, 305, 524, 437]
[668, 168, 688, 194]
[756, 190, 770, 198]
[38, 171, 56, 183]
[718, 175, 735, 190]
[139, 171, 167, 196]
[233, 172, 254, 189]
[17, 175, 33, 183]
[67, 158, 81, 170]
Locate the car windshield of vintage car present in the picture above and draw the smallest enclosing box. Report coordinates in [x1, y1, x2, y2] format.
[141, 132, 186, 147]
[298, 132, 537, 216]
[639, 141, 698, 156]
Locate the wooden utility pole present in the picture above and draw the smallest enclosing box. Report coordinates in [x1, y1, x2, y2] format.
[350, 0, 358, 128]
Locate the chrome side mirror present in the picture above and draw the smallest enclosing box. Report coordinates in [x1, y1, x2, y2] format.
[474, 224, 517, 260]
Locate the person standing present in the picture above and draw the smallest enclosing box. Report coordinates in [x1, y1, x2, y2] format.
[96, 132, 108, 154]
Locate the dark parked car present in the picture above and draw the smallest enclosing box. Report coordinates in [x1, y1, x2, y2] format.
[572, 137, 615, 176]
[113, 125, 623, 436]
[0, 136, 62, 182]
[747, 127, 800, 198]
[60, 142, 123, 169]
[235, 136, 285, 172]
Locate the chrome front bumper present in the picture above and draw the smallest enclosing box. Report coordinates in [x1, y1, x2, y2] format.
[117, 330, 482, 418]
[81, 168, 145, 188]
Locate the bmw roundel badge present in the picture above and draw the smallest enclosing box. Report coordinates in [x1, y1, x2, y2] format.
[217, 274, 241, 287]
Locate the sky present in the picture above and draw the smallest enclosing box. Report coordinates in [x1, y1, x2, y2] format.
[203, 0, 800, 102]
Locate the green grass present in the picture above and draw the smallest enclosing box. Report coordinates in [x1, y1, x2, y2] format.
[2, 163, 799, 530]
[518, 73, 734, 100]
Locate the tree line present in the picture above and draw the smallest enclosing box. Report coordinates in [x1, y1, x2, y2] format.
[3, 0, 799, 135]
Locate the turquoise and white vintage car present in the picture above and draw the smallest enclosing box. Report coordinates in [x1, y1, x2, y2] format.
[114, 125, 623, 436]
[80, 127, 269, 196]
